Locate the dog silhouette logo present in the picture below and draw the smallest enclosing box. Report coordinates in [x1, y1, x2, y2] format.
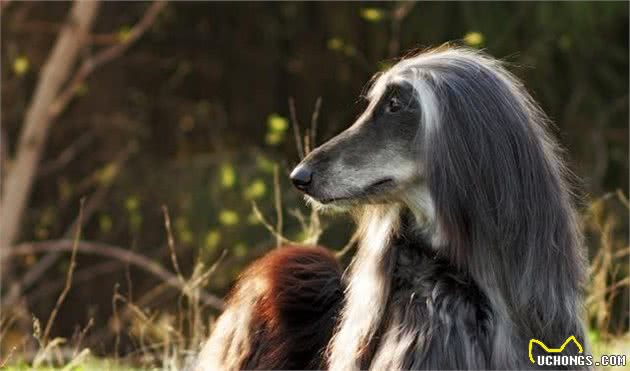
[528, 336, 584, 364]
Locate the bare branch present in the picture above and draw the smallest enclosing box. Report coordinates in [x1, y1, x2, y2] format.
[289, 97, 304, 160]
[38, 132, 95, 177]
[49, 1, 167, 118]
[0, 126, 7, 179]
[0, 1, 166, 298]
[336, 229, 360, 259]
[42, 198, 85, 343]
[251, 201, 298, 246]
[0, 0, 163, 278]
[2, 145, 132, 307]
[273, 165, 283, 248]
[7, 240, 225, 310]
[162, 205, 184, 282]
[0, 0, 100, 271]
[309, 97, 322, 154]
[0, 0, 13, 13]
[10, 19, 141, 46]
[388, 2, 415, 57]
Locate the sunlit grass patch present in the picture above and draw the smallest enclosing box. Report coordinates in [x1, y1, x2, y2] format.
[3, 358, 148, 371]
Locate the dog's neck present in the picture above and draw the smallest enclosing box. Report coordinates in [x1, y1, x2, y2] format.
[400, 184, 445, 248]
[328, 201, 443, 371]
[327, 204, 401, 371]
[328, 184, 464, 370]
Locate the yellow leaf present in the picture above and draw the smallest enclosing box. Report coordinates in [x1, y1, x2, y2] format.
[219, 210, 239, 226]
[220, 164, 236, 188]
[327, 38, 344, 51]
[256, 155, 276, 173]
[234, 243, 247, 258]
[178, 229, 193, 244]
[117, 26, 132, 43]
[129, 213, 142, 233]
[204, 229, 221, 249]
[360, 8, 384, 22]
[267, 114, 289, 133]
[99, 214, 113, 234]
[463, 32, 484, 47]
[97, 163, 118, 185]
[243, 179, 267, 200]
[175, 216, 194, 243]
[125, 196, 140, 211]
[13, 56, 29, 76]
[265, 131, 284, 146]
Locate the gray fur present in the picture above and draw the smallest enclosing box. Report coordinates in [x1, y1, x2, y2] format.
[295, 47, 589, 370]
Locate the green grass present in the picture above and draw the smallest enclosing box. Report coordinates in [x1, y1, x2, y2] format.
[3, 357, 149, 371]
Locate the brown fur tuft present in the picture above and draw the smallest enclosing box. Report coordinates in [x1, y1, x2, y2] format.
[196, 245, 343, 370]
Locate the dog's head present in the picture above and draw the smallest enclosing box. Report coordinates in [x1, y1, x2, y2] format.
[290, 71, 435, 209]
[290, 47, 561, 241]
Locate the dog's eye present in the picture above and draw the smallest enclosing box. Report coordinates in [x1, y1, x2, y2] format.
[386, 96, 402, 113]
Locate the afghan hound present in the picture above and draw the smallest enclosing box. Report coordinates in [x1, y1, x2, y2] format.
[196, 47, 589, 370]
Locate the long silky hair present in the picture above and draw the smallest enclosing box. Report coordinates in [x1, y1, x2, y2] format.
[197, 47, 588, 371]
[327, 47, 587, 369]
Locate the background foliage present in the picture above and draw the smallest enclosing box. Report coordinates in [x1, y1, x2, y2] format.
[1, 1, 628, 368]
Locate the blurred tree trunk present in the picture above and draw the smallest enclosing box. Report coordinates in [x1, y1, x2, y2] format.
[0, 1, 100, 283]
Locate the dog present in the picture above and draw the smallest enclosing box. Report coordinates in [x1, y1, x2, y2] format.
[196, 46, 588, 370]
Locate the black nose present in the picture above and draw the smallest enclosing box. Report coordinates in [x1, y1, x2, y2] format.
[290, 165, 313, 190]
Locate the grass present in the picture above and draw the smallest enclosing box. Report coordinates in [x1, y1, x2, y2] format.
[591, 333, 630, 370]
[1, 160, 627, 370]
[3, 358, 146, 371]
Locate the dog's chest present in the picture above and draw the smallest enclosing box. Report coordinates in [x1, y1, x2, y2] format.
[370, 239, 494, 369]
[391, 237, 445, 294]
[391, 238, 485, 317]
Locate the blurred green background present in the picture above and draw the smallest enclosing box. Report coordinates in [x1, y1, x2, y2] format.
[1, 1, 628, 367]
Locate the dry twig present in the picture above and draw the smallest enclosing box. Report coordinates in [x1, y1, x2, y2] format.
[336, 229, 360, 259]
[273, 165, 284, 248]
[0, 0, 100, 282]
[49, 1, 167, 118]
[388, 2, 415, 58]
[251, 202, 297, 246]
[309, 97, 322, 155]
[42, 198, 85, 344]
[289, 97, 305, 160]
[8, 240, 224, 310]
[3, 145, 133, 307]
[162, 205, 185, 282]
